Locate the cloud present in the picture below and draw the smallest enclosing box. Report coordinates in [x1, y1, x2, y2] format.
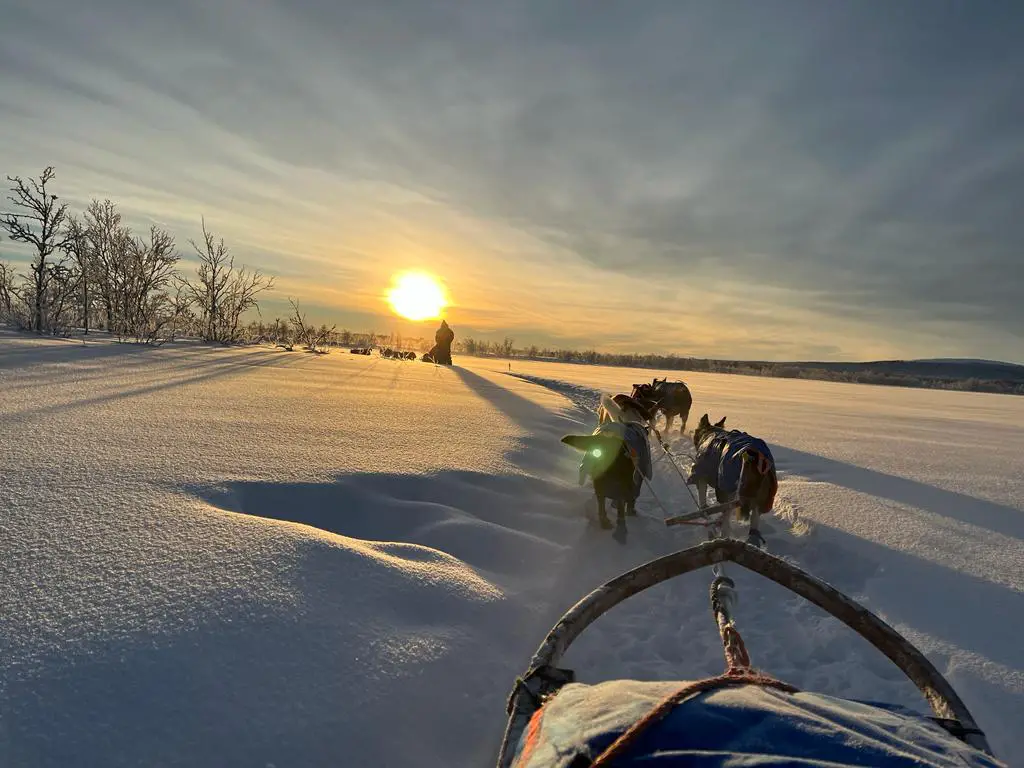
[1, 0, 1022, 362]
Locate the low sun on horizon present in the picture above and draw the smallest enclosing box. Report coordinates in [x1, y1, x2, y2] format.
[386, 271, 449, 322]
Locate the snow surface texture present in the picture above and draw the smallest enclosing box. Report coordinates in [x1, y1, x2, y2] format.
[1, 333, 1022, 766]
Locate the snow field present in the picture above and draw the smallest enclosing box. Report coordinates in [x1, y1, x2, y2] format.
[1, 333, 1022, 765]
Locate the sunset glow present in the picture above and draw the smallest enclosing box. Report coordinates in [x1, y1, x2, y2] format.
[0, 2, 1020, 362]
[387, 272, 448, 322]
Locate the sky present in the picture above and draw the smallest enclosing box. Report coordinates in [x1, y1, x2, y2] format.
[1, 1, 1023, 363]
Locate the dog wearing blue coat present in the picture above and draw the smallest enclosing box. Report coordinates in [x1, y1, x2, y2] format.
[688, 413, 778, 548]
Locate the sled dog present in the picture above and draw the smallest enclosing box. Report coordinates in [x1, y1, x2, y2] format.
[688, 413, 778, 548]
[561, 394, 654, 537]
[631, 378, 693, 435]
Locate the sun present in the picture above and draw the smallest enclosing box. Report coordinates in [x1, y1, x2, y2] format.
[386, 271, 448, 321]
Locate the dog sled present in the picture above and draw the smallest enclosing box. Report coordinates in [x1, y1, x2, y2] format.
[495, 538, 1002, 767]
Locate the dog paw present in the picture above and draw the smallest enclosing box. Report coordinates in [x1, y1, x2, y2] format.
[613, 522, 628, 544]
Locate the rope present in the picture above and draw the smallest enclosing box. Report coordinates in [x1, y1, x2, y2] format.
[622, 440, 674, 521]
[650, 426, 702, 511]
[623, 425, 706, 526]
[588, 670, 798, 767]
[597, 417, 711, 529]
[623, 423, 719, 529]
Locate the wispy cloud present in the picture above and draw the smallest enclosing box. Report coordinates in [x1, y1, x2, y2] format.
[2, 0, 1022, 361]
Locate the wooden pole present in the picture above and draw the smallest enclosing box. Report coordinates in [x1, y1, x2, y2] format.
[664, 499, 739, 526]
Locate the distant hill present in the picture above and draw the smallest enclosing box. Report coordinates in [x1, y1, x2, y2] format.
[768, 358, 1024, 383]
[915, 357, 1023, 365]
[490, 349, 1024, 396]
[461, 337, 1024, 396]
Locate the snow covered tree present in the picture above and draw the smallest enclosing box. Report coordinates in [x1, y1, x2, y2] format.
[121, 225, 182, 342]
[0, 260, 16, 322]
[181, 218, 274, 343]
[1, 167, 72, 333]
[82, 199, 183, 343]
[63, 214, 94, 334]
[83, 198, 129, 332]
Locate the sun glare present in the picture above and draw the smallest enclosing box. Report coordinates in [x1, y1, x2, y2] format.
[387, 271, 448, 321]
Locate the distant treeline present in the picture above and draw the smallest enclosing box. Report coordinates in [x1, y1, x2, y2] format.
[455, 337, 1024, 396]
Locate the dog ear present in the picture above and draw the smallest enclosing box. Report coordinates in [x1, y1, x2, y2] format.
[714, 416, 726, 427]
[699, 413, 710, 427]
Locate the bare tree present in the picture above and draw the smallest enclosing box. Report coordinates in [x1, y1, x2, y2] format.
[83, 198, 182, 342]
[288, 298, 335, 353]
[63, 214, 93, 333]
[120, 225, 181, 342]
[0, 259, 22, 325]
[84, 198, 130, 332]
[44, 261, 79, 334]
[183, 218, 274, 343]
[166, 278, 195, 342]
[269, 316, 292, 349]
[1, 167, 71, 333]
[82, 200, 182, 342]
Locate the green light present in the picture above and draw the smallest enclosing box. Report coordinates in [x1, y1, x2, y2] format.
[591, 448, 603, 458]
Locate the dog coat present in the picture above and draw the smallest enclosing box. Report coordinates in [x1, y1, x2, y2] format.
[689, 430, 775, 500]
[566, 422, 653, 503]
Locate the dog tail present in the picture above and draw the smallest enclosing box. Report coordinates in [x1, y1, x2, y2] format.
[741, 449, 778, 511]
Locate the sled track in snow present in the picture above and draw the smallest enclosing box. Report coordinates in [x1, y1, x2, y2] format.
[506, 373, 604, 416]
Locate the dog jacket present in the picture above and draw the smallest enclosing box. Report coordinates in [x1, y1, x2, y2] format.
[689, 430, 775, 497]
[569, 422, 653, 503]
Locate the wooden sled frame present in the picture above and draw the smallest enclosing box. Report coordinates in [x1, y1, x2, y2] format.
[663, 499, 739, 526]
[495, 538, 995, 768]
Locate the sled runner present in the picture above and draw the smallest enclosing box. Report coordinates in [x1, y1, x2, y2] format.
[495, 539, 1002, 767]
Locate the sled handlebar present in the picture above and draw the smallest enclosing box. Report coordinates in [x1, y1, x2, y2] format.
[496, 539, 993, 767]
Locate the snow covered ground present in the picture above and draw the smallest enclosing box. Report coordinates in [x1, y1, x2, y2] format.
[1, 332, 1022, 766]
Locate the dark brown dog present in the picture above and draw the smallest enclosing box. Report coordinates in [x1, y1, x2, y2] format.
[631, 378, 693, 435]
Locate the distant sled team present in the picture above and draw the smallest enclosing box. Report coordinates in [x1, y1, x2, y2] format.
[378, 347, 417, 360]
[561, 376, 778, 547]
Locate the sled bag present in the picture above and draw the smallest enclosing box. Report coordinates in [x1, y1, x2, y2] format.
[508, 679, 1001, 767]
